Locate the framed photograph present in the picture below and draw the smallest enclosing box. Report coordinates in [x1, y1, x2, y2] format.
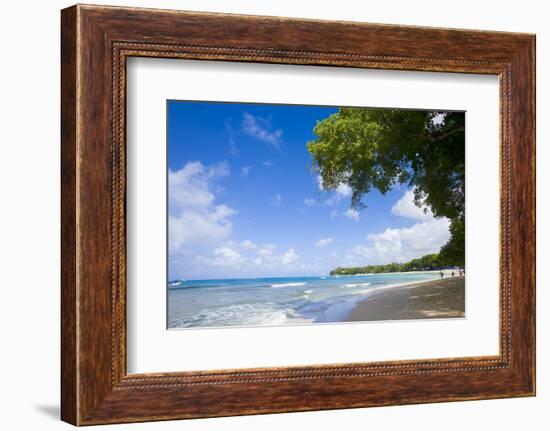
[165, 101, 468, 330]
[61, 4, 535, 425]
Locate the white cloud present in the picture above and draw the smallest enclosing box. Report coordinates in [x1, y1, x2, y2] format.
[228, 137, 239, 156]
[351, 188, 451, 264]
[242, 112, 283, 148]
[257, 243, 276, 256]
[169, 161, 229, 210]
[169, 205, 236, 251]
[281, 248, 299, 265]
[271, 193, 282, 206]
[353, 217, 451, 264]
[225, 119, 239, 156]
[343, 208, 360, 221]
[304, 198, 316, 207]
[262, 160, 273, 167]
[241, 239, 257, 249]
[168, 161, 235, 252]
[317, 175, 353, 205]
[188, 241, 308, 277]
[250, 245, 301, 270]
[316, 175, 325, 191]
[324, 196, 338, 206]
[431, 113, 445, 126]
[315, 237, 334, 247]
[336, 183, 352, 197]
[200, 246, 246, 267]
[391, 189, 433, 220]
[240, 166, 251, 176]
[330, 210, 338, 219]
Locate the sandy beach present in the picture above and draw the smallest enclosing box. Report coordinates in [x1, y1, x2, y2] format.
[347, 276, 465, 322]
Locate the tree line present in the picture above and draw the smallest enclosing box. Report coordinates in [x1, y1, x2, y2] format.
[329, 253, 457, 276]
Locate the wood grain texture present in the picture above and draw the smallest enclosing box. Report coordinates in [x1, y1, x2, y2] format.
[60, 4, 536, 425]
[60, 6, 78, 425]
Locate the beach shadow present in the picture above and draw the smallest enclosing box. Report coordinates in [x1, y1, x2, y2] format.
[35, 404, 59, 420]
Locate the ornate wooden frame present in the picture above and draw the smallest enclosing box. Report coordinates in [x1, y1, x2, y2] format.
[61, 4, 536, 425]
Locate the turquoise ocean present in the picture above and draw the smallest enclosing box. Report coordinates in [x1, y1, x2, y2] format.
[168, 272, 441, 329]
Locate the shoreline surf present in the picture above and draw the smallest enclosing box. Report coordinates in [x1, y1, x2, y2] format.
[167, 271, 464, 329]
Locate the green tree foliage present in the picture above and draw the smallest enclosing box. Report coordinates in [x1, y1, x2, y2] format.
[330, 253, 449, 276]
[439, 217, 465, 267]
[307, 108, 465, 266]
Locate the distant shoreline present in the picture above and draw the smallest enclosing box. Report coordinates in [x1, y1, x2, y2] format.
[332, 269, 460, 278]
[169, 269, 460, 285]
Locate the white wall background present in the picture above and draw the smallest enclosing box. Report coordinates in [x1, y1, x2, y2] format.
[0, 1, 546, 429]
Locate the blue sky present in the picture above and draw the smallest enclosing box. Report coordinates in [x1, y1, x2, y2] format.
[168, 101, 451, 280]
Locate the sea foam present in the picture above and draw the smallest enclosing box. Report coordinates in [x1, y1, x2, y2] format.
[271, 282, 307, 288]
[342, 282, 371, 288]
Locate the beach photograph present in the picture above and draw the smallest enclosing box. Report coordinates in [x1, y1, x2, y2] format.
[167, 101, 465, 329]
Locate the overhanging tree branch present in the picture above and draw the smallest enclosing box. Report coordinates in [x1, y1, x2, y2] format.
[426, 126, 465, 143]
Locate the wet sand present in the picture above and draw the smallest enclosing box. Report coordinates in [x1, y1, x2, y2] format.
[347, 276, 465, 322]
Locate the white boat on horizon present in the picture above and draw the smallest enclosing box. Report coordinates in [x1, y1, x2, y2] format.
[168, 279, 185, 288]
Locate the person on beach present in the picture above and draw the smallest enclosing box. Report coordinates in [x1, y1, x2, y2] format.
[439, 271, 444, 279]
[451, 271, 455, 277]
